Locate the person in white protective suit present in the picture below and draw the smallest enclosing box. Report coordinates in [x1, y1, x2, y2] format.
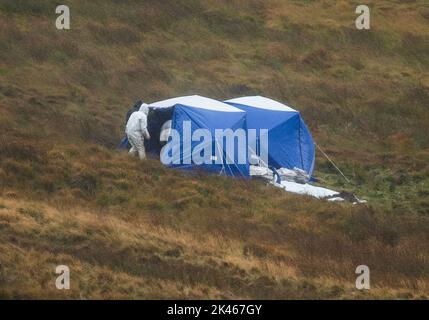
[125, 103, 151, 160]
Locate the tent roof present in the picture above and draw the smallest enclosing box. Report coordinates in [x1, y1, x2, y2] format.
[150, 95, 244, 113]
[225, 96, 297, 112]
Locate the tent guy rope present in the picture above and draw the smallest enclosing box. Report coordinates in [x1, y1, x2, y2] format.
[315, 143, 351, 184]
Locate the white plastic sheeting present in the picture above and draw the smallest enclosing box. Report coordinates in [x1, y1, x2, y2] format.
[250, 165, 366, 203]
[275, 181, 367, 203]
[277, 180, 341, 200]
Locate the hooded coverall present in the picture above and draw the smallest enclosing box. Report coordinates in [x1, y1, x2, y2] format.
[125, 103, 151, 160]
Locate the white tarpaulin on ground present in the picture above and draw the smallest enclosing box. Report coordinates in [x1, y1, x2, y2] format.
[250, 165, 366, 203]
[277, 181, 343, 201]
[272, 181, 367, 204]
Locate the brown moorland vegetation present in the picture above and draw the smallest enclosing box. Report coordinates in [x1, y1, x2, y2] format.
[0, 0, 428, 299]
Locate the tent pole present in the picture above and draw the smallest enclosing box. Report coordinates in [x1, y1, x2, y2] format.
[215, 140, 226, 175]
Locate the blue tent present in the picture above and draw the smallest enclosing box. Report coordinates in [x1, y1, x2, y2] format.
[225, 96, 315, 177]
[150, 95, 249, 177]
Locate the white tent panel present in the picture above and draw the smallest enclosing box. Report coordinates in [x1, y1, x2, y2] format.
[225, 96, 297, 112]
[150, 95, 244, 113]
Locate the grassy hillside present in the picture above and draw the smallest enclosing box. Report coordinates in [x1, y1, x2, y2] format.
[0, 0, 429, 298]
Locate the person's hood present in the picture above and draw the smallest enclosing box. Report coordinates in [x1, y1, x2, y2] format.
[139, 103, 149, 115]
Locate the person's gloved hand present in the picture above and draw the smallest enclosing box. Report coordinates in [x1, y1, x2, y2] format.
[143, 129, 151, 140]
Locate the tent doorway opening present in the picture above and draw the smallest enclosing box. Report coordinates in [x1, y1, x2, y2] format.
[146, 106, 174, 156]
